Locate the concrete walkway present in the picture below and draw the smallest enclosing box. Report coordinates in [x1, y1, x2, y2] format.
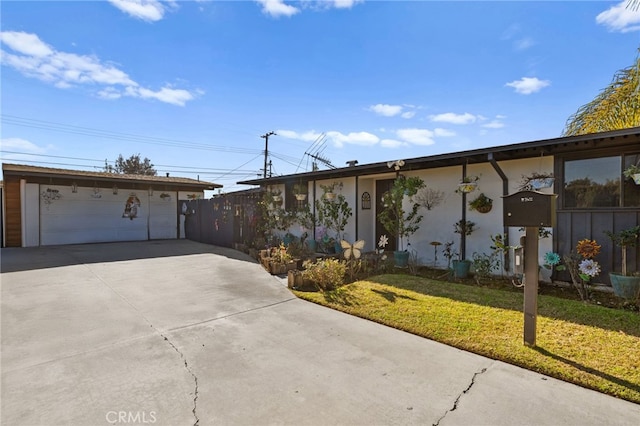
[2, 240, 638, 425]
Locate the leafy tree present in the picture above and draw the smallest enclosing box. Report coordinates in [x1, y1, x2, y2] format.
[563, 51, 639, 136]
[105, 154, 157, 176]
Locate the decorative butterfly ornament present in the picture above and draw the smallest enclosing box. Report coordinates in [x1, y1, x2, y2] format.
[341, 240, 365, 260]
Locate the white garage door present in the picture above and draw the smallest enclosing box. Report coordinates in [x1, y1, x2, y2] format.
[39, 185, 177, 246]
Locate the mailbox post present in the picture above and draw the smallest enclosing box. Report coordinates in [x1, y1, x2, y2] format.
[503, 191, 556, 347]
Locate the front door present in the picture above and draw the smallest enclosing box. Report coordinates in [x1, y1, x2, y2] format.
[375, 179, 397, 252]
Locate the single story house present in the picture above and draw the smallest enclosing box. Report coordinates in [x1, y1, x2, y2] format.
[1, 163, 220, 247]
[238, 127, 640, 284]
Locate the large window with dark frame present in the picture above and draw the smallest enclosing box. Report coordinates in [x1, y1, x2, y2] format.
[563, 153, 640, 208]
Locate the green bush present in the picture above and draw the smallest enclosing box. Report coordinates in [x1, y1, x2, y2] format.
[302, 258, 347, 291]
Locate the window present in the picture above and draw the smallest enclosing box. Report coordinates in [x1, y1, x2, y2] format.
[563, 154, 640, 208]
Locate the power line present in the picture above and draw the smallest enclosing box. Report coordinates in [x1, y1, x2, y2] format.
[1, 114, 262, 155]
[0, 151, 258, 175]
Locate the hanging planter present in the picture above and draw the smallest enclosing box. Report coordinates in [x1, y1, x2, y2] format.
[457, 182, 477, 193]
[293, 183, 308, 201]
[324, 192, 336, 201]
[623, 164, 640, 185]
[468, 193, 493, 213]
[455, 175, 479, 194]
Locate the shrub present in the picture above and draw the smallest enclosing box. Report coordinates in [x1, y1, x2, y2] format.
[302, 258, 347, 291]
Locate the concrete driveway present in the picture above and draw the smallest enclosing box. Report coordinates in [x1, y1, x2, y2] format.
[2, 240, 638, 426]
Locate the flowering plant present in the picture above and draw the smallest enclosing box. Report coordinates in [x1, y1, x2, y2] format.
[377, 234, 389, 255]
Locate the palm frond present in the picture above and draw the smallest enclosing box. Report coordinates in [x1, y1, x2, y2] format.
[563, 52, 640, 136]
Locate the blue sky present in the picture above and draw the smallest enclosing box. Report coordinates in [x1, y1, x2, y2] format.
[1, 1, 639, 191]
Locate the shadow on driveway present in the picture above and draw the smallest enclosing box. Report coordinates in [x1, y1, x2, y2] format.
[0, 239, 257, 273]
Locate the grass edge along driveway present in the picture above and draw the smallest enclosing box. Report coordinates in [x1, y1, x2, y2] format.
[294, 274, 640, 404]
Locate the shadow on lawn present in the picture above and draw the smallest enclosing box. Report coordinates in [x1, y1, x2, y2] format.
[370, 288, 417, 303]
[368, 275, 640, 338]
[534, 346, 640, 400]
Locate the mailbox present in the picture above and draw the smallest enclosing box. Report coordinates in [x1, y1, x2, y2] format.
[502, 191, 557, 227]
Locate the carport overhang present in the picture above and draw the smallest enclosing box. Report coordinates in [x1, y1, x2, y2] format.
[237, 127, 640, 186]
[2, 163, 222, 192]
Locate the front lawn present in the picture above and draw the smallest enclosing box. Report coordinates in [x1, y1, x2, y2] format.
[294, 274, 640, 404]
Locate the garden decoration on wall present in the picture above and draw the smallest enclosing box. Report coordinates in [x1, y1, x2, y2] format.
[122, 193, 141, 220]
[41, 188, 62, 209]
[518, 172, 555, 191]
[414, 186, 445, 211]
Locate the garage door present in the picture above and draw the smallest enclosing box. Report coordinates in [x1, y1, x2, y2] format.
[40, 185, 177, 245]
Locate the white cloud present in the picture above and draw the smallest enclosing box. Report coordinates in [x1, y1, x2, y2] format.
[505, 77, 550, 94]
[107, 0, 174, 22]
[256, 0, 300, 18]
[326, 131, 379, 148]
[133, 86, 197, 107]
[277, 129, 323, 142]
[0, 31, 52, 57]
[332, 0, 363, 9]
[369, 103, 403, 117]
[0, 31, 198, 106]
[278, 129, 379, 148]
[396, 128, 435, 146]
[514, 37, 535, 50]
[380, 139, 406, 148]
[596, 1, 640, 33]
[482, 120, 505, 129]
[108, 0, 161, 21]
[0, 137, 52, 153]
[434, 128, 456, 137]
[401, 111, 416, 119]
[429, 112, 477, 125]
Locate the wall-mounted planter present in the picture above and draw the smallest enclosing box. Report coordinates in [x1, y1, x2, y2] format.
[632, 174, 640, 185]
[530, 177, 555, 190]
[457, 183, 477, 193]
[324, 192, 337, 201]
[295, 193, 307, 201]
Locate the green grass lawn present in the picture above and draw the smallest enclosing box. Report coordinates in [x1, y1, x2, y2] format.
[294, 274, 640, 404]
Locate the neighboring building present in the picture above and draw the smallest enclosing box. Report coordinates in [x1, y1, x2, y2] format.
[2, 163, 220, 247]
[238, 127, 640, 284]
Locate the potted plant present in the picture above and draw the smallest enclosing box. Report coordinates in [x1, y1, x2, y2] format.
[315, 182, 352, 253]
[452, 219, 475, 278]
[296, 203, 319, 252]
[468, 193, 493, 213]
[270, 189, 283, 205]
[377, 175, 425, 267]
[456, 175, 479, 194]
[623, 164, 640, 185]
[293, 183, 308, 200]
[519, 172, 555, 191]
[604, 225, 640, 299]
[319, 182, 342, 201]
[268, 243, 296, 275]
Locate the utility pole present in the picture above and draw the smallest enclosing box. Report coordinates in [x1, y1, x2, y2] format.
[261, 131, 276, 178]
